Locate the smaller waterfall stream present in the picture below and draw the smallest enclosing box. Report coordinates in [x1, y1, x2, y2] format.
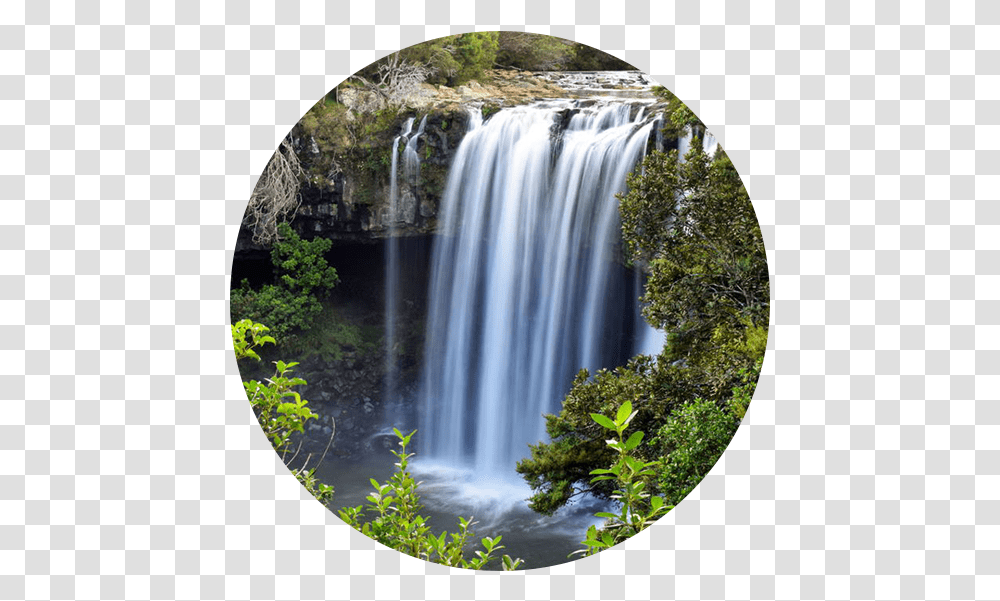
[385, 117, 416, 408]
[403, 115, 427, 185]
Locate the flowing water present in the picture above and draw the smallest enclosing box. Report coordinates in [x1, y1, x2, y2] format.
[385, 117, 416, 407]
[417, 99, 660, 478]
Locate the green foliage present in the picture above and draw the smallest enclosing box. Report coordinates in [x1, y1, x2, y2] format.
[652, 86, 701, 141]
[297, 94, 406, 200]
[359, 145, 393, 181]
[451, 32, 499, 85]
[567, 43, 636, 71]
[516, 355, 660, 515]
[270, 222, 339, 295]
[653, 399, 736, 507]
[231, 318, 275, 362]
[653, 360, 760, 506]
[338, 429, 524, 571]
[230, 223, 340, 339]
[232, 320, 335, 505]
[297, 99, 353, 181]
[574, 401, 671, 557]
[418, 159, 449, 200]
[284, 302, 381, 363]
[496, 32, 575, 71]
[480, 103, 501, 120]
[361, 106, 403, 138]
[383, 32, 499, 87]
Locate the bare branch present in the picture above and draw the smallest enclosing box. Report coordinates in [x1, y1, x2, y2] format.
[245, 137, 304, 245]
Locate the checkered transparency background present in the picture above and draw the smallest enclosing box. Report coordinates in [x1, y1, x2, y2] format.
[1, 0, 997, 598]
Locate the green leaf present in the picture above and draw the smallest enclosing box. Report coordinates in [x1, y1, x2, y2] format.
[581, 538, 607, 548]
[624, 430, 645, 451]
[615, 401, 633, 427]
[590, 412, 617, 430]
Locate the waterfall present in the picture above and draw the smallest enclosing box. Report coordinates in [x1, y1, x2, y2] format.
[417, 100, 658, 477]
[633, 270, 665, 357]
[677, 127, 691, 162]
[704, 130, 719, 157]
[403, 114, 428, 186]
[388, 117, 415, 212]
[385, 117, 415, 407]
[678, 125, 719, 160]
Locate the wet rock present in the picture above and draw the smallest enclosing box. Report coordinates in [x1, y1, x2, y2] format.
[400, 189, 418, 224]
[420, 199, 435, 218]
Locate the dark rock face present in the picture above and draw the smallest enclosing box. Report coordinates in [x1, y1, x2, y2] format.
[280, 341, 425, 461]
[236, 106, 473, 255]
[290, 353, 385, 458]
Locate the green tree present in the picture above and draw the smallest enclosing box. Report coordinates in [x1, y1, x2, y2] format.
[495, 32, 574, 71]
[566, 43, 635, 71]
[450, 32, 499, 85]
[230, 222, 339, 339]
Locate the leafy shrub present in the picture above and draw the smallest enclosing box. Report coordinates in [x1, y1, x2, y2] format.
[495, 32, 574, 71]
[652, 360, 759, 506]
[338, 429, 524, 571]
[232, 319, 334, 505]
[230, 222, 339, 339]
[574, 401, 670, 557]
[567, 43, 636, 71]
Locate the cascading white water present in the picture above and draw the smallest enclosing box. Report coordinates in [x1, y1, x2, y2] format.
[703, 130, 719, 157]
[403, 115, 427, 185]
[417, 100, 659, 478]
[388, 117, 415, 210]
[385, 117, 415, 403]
[633, 268, 665, 357]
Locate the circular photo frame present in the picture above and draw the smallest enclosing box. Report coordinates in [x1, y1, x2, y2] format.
[230, 32, 769, 570]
